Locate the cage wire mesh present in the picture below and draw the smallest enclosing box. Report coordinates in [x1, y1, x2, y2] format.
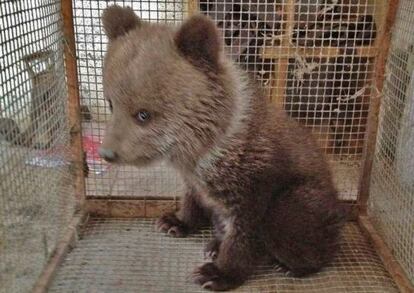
[0, 0, 409, 292]
[75, 0, 384, 201]
[73, 0, 187, 199]
[198, 0, 383, 201]
[50, 219, 399, 292]
[0, 1, 77, 292]
[368, 0, 414, 284]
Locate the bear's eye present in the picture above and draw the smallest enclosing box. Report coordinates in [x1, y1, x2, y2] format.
[136, 110, 151, 123]
[108, 100, 113, 112]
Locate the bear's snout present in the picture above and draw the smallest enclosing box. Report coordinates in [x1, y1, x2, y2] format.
[98, 147, 118, 163]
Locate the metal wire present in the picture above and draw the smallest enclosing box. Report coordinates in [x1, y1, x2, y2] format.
[73, 0, 187, 199]
[369, 0, 414, 284]
[199, 0, 382, 200]
[49, 219, 399, 293]
[0, 0, 411, 291]
[74, 1, 383, 201]
[0, 1, 77, 292]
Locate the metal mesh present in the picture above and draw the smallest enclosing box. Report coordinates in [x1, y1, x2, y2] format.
[369, 0, 414, 284]
[73, 0, 187, 199]
[49, 219, 398, 292]
[0, 1, 77, 292]
[74, 0, 384, 201]
[199, 0, 383, 200]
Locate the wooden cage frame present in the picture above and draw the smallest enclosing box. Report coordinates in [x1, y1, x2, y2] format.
[31, 0, 413, 292]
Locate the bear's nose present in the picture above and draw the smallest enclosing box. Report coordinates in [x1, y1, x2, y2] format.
[98, 147, 118, 162]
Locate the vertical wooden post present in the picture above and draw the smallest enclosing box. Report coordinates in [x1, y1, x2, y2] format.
[61, 0, 86, 208]
[187, 0, 199, 16]
[357, 0, 400, 214]
[270, 0, 295, 109]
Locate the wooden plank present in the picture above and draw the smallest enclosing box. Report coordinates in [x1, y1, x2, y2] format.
[359, 216, 414, 293]
[86, 199, 146, 218]
[61, 0, 86, 207]
[357, 0, 401, 214]
[32, 213, 88, 293]
[85, 197, 354, 219]
[369, 0, 388, 49]
[270, 0, 295, 109]
[86, 198, 178, 218]
[187, 0, 199, 16]
[145, 200, 179, 217]
[261, 46, 378, 59]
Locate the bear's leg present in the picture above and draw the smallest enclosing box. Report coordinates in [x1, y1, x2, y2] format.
[193, 217, 261, 291]
[157, 187, 209, 237]
[267, 182, 345, 276]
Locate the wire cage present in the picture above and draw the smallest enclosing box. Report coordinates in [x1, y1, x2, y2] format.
[0, 0, 413, 292]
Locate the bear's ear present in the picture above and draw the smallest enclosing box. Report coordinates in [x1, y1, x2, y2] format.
[102, 5, 141, 41]
[175, 15, 221, 70]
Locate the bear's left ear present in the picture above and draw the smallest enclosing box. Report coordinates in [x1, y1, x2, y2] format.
[102, 5, 141, 41]
[175, 14, 221, 70]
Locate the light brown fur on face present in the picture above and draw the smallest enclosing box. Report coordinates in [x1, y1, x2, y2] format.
[101, 8, 237, 166]
[100, 6, 345, 291]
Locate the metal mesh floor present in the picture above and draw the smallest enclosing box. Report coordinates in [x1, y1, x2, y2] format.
[49, 219, 398, 293]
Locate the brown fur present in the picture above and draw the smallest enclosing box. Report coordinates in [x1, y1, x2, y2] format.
[100, 6, 346, 291]
[175, 15, 221, 70]
[102, 6, 141, 41]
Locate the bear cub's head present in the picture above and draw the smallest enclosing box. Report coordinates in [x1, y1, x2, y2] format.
[99, 5, 235, 168]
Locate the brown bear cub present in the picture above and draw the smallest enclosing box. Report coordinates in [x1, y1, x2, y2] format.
[100, 5, 346, 291]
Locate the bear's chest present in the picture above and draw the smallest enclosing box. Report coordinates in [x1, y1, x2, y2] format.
[184, 170, 229, 215]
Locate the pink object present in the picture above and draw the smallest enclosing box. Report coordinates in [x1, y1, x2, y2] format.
[25, 134, 109, 175]
[83, 135, 110, 175]
[83, 135, 102, 160]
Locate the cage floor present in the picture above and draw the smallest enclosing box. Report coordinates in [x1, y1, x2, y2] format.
[48, 219, 399, 293]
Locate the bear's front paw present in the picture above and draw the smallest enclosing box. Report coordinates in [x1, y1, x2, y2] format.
[192, 262, 241, 291]
[204, 238, 221, 260]
[156, 212, 189, 237]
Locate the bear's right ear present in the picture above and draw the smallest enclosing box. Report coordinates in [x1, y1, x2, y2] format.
[102, 5, 141, 41]
[175, 14, 221, 70]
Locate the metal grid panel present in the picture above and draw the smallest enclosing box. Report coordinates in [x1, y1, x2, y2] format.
[73, 0, 187, 199]
[199, 0, 383, 200]
[0, 1, 76, 292]
[50, 219, 398, 292]
[75, 1, 384, 201]
[369, 0, 414, 284]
